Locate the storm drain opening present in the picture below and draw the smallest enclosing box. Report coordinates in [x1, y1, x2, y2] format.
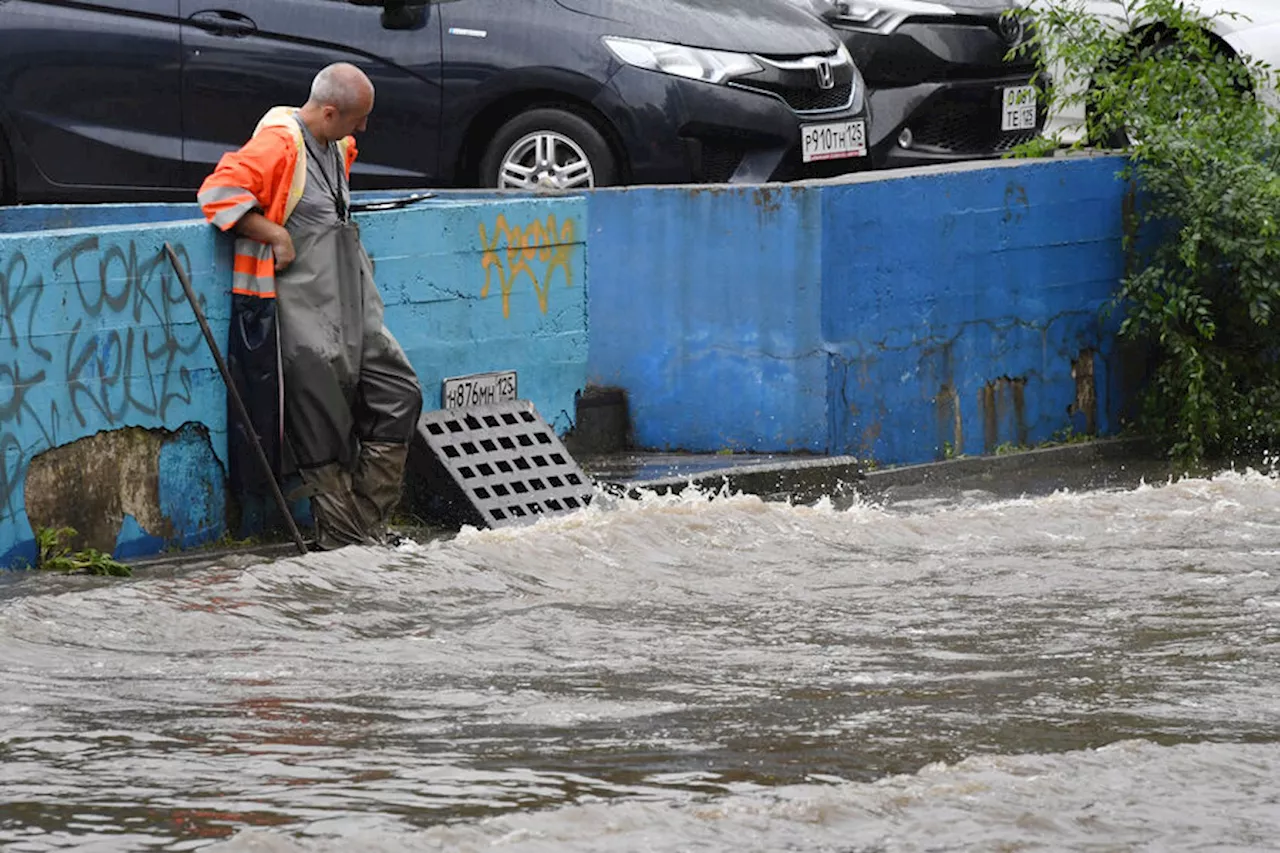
[406, 399, 596, 529]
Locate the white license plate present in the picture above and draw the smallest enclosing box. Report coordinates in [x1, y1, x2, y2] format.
[1002, 85, 1038, 132]
[442, 370, 517, 410]
[801, 120, 867, 163]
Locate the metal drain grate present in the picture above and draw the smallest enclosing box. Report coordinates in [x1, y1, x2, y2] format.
[406, 400, 594, 529]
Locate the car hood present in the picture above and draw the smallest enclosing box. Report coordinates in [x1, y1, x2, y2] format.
[1023, 1, 1280, 32]
[554, 0, 840, 55]
[1183, 0, 1280, 30]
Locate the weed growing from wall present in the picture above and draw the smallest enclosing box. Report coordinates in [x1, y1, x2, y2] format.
[1012, 0, 1280, 462]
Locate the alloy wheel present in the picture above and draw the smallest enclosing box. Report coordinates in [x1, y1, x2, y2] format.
[496, 131, 595, 190]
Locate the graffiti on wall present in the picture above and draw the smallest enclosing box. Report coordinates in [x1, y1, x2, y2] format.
[0, 236, 206, 523]
[478, 214, 576, 319]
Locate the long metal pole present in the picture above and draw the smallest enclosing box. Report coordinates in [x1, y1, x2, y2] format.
[163, 242, 309, 556]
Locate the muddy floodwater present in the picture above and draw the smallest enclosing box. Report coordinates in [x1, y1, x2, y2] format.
[2, 466, 1279, 851]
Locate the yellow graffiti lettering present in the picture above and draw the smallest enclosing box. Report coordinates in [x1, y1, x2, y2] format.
[479, 214, 576, 318]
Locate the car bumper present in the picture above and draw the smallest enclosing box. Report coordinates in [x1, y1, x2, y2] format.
[834, 17, 1043, 168]
[594, 65, 873, 185]
[867, 75, 1045, 168]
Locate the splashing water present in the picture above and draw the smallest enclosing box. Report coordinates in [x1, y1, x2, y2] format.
[2, 470, 1279, 851]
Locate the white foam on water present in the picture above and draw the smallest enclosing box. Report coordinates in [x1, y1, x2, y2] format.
[203, 739, 1280, 853]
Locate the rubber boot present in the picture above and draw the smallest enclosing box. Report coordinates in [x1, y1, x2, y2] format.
[299, 462, 373, 551]
[352, 441, 410, 544]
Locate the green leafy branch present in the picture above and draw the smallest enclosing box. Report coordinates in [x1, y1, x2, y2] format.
[34, 526, 132, 577]
[1006, 0, 1280, 464]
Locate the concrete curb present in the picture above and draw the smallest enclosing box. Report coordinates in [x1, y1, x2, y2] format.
[860, 437, 1156, 492]
[592, 437, 1159, 506]
[599, 455, 865, 503]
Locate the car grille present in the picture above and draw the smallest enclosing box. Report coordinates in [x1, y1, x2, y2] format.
[738, 81, 854, 113]
[910, 96, 1042, 155]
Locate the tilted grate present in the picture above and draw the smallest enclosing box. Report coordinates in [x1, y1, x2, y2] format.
[408, 400, 594, 529]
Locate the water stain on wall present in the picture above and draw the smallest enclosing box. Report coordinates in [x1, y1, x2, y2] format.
[981, 376, 1028, 453]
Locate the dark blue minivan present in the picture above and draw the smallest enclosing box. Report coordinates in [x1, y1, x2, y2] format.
[0, 0, 871, 202]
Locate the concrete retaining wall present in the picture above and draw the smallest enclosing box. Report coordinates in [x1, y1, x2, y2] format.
[586, 156, 1129, 464]
[0, 219, 227, 566]
[0, 196, 587, 566]
[2, 154, 1132, 564]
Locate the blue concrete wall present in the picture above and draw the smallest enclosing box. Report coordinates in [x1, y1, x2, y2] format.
[363, 197, 588, 429]
[0, 204, 201, 234]
[3, 156, 1130, 558]
[0, 190, 529, 234]
[587, 186, 828, 453]
[0, 195, 588, 565]
[587, 156, 1129, 464]
[821, 159, 1126, 462]
[0, 220, 229, 566]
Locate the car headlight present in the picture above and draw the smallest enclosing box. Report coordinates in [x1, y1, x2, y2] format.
[837, 1, 884, 24]
[829, 0, 955, 35]
[835, 39, 854, 70]
[845, 43, 865, 101]
[602, 37, 762, 85]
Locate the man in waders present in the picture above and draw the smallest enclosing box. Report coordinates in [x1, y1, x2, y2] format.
[198, 63, 423, 550]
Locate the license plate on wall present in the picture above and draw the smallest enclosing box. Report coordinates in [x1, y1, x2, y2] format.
[1002, 85, 1038, 131]
[801, 120, 867, 162]
[442, 370, 517, 410]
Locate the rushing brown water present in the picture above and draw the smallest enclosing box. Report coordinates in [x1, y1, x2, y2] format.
[2, 468, 1279, 851]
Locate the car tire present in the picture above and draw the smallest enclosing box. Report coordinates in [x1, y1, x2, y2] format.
[480, 108, 618, 191]
[1086, 35, 1248, 149]
[1084, 94, 1131, 151]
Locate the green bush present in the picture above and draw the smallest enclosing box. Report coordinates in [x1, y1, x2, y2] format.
[1013, 0, 1280, 462]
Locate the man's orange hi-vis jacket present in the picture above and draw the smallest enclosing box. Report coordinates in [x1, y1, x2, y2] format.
[197, 106, 357, 297]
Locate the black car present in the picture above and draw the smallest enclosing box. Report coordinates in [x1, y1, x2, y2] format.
[0, 0, 871, 203]
[786, 0, 1043, 168]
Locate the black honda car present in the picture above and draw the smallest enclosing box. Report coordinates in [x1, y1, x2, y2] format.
[785, 0, 1044, 168]
[0, 0, 870, 203]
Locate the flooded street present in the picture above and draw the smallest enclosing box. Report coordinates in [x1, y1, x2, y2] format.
[2, 468, 1279, 851]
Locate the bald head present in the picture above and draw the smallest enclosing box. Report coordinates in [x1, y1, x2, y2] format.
[301, 62, 374, 144]
[308, 62, 374, 113]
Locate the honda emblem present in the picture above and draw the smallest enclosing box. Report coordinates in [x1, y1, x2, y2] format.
[815, 59, 834, 90]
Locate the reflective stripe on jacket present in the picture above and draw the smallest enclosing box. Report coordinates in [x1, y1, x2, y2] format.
[197, 106, 357, 297]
